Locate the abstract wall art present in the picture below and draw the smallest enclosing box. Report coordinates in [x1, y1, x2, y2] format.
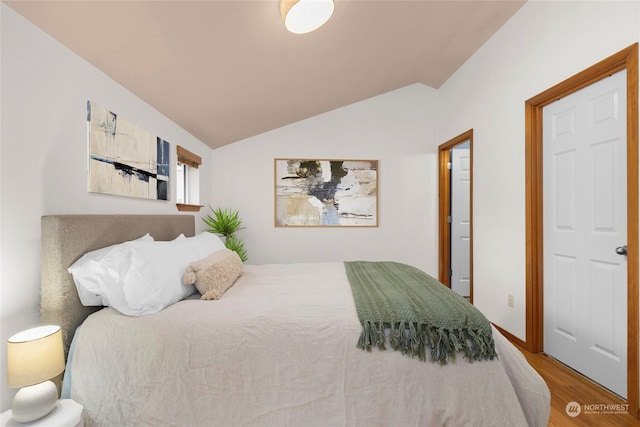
[274, 158, 378, 227]
[87, 101, 169, 200]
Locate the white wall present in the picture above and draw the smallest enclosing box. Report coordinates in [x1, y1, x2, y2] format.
[0, 5, 213, 409]
[438, 0, 640, 340]
[210, 83, 440, 273]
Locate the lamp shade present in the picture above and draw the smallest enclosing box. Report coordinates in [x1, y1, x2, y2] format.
[7, 325, 64, 388]
[280, 0, 335, 34]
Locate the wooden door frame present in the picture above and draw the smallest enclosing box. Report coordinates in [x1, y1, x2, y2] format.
[439, 129, 473, 303]
[525, 43, 639, 417]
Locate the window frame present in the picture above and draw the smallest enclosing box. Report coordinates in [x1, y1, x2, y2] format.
[176, 145, 203, 212]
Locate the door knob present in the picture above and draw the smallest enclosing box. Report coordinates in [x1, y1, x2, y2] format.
[615, 245, 628, 256]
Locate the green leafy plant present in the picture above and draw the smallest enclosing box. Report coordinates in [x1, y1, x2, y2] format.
[203, 206, 248, 262]
[224, 235, 248, 264]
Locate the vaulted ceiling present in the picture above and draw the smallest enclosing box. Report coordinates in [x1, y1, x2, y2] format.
[5, 0, 526, 149]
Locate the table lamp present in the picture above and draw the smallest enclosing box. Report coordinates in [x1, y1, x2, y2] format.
[7, 325, 65, 423]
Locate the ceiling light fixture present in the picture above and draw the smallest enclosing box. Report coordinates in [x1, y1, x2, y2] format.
[280, 0, 335, 34]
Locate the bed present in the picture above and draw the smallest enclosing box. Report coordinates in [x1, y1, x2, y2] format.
[41, 214, 550, 427]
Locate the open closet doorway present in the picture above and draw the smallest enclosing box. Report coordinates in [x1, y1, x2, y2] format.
[439, 130, 473, 301]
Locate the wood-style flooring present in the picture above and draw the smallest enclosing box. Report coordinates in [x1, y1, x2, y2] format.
[514, 343, 639, 426]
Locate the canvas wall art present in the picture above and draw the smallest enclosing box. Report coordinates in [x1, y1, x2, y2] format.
[274, 158, 378, 227]
[87, 101, 169, 200]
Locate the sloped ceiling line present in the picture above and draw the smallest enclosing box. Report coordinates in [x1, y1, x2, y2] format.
[5, 0, 526, 149]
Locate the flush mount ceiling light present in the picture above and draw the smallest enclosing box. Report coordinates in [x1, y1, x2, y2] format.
[280, 0, 335, 34]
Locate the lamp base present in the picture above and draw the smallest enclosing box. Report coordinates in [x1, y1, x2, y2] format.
[12, 380, 58, 423]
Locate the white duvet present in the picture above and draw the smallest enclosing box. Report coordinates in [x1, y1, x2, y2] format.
[68, 262, 550, 427]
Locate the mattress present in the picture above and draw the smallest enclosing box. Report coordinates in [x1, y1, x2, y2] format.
[65, 262, 550, 426]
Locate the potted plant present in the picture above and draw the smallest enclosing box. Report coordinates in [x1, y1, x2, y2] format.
[203, 206, 248, 262]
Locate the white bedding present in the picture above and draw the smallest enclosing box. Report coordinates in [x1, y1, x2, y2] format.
[67, 262, 550, 426]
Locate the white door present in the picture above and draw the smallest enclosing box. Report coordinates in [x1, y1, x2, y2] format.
[543, 70, 627, 398]
[451, 145, 471, 297]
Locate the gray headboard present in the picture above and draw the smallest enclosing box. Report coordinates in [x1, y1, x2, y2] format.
[41, 214, 196, 358]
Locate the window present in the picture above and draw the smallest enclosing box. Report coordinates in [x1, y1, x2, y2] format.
[176, 145, 203, 212]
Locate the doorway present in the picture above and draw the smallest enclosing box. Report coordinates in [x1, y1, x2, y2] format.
[525, 43, 638, 416]
[439, 130, 473, 301]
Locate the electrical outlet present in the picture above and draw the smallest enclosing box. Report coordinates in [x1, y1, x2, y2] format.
[507, 294, 514, 308]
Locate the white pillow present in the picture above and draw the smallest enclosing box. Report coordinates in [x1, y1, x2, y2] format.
[116, 233, 226, 315]
[68, 232, 227, 316]
[183, 232, 226, 259]
[68, 234, 153, 306]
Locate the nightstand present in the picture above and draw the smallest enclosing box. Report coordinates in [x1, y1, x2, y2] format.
[1, 400, 83, 427]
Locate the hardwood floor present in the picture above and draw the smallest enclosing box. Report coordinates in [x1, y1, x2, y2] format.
[514, 343, 639, 426]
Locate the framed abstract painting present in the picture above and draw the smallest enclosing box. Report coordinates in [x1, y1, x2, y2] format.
[87, 101, 169, 201]
[274, 158, 378, 227]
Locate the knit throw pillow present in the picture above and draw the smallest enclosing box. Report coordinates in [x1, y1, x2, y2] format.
[182, 249, 243, 300]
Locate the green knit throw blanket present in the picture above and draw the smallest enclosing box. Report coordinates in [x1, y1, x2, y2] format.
[344, 261, 497, 365]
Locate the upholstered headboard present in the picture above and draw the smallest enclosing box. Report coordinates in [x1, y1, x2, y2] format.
[41, 214, 196, 358]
